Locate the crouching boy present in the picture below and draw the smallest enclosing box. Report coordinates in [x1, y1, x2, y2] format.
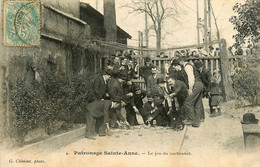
[140, 94, 162, 127]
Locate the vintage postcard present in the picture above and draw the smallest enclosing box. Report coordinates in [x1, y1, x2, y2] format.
[0, 0, 260, 167]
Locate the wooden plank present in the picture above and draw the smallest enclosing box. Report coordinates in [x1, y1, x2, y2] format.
[220, 39, 232, 101]
[159, 60, 162, 73]
[204, 59, 208, 69]
[100, 57, 103, 70]
[94, 54, 97, 72]
[153, 60, 156, 67]
[216, 59, 219, 77]
[210, 59, 214, 76]
[205, 59, 209, 71]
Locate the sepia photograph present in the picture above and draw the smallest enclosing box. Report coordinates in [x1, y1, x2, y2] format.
[0, 0, 260, 166]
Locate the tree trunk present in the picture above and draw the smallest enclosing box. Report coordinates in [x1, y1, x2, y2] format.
[156, 23, 162, 55]
[104, 0, 117, 42]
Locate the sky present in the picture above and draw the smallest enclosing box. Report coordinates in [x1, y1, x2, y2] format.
[83, 0, 242, 48]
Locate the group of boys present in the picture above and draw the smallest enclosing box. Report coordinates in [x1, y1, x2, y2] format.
[85, 54, 146, 140]
[85, 54, 222, 140]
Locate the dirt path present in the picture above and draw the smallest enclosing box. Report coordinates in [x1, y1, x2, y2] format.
[4, 100, 259, 167]
[40, 99, 259, 167]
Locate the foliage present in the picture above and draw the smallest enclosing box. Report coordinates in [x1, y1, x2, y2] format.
[9, 79, 45, 146]
[229, 0, 260, 46]
[8, 56, 96, 146]
[232, 57, 260, 106]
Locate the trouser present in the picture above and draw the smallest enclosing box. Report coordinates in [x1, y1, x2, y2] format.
[109, 107, 125, 128]
[200, 99, 205, 120]
[85, 111, 96, 138]
[144, 77, 148, 88]
[155, 104, 169, 126]
[170, 99, 183, 129]
[208, 97, 214, 114]
[125, 104, 138, 126]
[95, 116, 106, 135]
[178, 98, 186, 120]
[184, 81, 204, 126]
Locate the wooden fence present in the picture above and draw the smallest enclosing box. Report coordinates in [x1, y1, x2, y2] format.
[96, 39, 241, 101]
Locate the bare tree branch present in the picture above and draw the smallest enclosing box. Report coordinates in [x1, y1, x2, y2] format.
[122, 0, 184, 50]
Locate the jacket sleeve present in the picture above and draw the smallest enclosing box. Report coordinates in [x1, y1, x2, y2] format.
[94, 76, 102, 96]
[173, 82, 183, 95]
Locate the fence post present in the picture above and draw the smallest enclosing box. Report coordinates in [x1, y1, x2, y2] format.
[220, 39, 233, 101]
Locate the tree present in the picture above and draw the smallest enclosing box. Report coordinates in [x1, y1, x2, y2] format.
[124, 0, 184, 51]
[104, 0, 117, 42]
[229, 0, 260, 47]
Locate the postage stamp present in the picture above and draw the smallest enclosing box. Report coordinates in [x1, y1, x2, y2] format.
[2, 0, 41, 47]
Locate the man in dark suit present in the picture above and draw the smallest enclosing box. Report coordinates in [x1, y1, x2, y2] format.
[107, 73, 127, 128]
[141, 94, 163, 127]
[179, 56, 204, 127]
[147, 66, 163, 95]
[139, 57, 153, 87]
[141, 94, 159, 125]
[127, 58, 138, 81]
[194, 60, 212, 119]
[85, 100, 120, 140]
[122, 79, 135, 126]
[93, 70, 111, 101]
[132, 85, 147, 123]
[169, 59, 188, 87]
[157, 78, 173, 127]
[168, 77, 188, 130]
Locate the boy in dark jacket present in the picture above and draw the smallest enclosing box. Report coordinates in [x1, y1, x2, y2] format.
[209, 76, 222, 117]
